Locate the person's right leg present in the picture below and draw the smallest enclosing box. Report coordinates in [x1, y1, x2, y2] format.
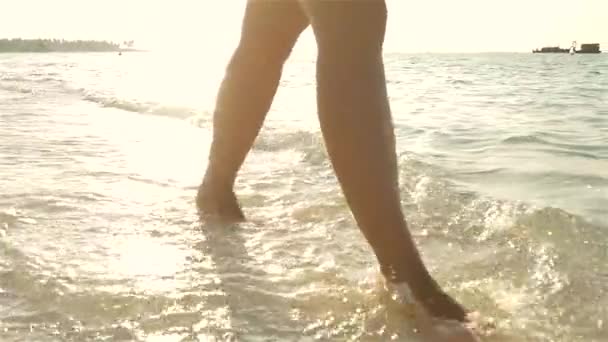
[299, 0, 467, 322]
[197, 0, 309, 221]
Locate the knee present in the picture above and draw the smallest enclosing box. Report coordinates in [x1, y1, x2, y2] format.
[227, 37, 295, 75]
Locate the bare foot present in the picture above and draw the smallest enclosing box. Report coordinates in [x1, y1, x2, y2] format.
[417, 318, 481, 342]
[413, 302, 481, 342]
[196, 182, 245, 222]
[388, 281, 468, 322]
[417, 288, 468, 323]
[387, 281, 480, 341]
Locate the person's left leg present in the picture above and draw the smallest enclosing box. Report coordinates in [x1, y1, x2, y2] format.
[198, 0, 309, 221]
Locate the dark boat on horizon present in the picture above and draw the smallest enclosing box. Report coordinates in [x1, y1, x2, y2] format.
[533, 42, 601, 54]
[577, 43, 601, 53]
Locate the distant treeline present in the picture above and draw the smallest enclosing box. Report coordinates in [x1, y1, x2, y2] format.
[0, 39, 120, 52]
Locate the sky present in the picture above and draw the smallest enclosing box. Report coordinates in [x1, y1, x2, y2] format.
[1, 0, 606, 53]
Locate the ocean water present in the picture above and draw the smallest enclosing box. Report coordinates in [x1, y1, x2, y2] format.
[0, 50, 607, 341]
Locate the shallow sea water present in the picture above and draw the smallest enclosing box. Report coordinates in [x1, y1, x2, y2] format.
[0, 51, 607, 341]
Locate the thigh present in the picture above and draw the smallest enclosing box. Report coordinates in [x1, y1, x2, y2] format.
[298, 0, 387, 54]
[239, 0, 309, 58]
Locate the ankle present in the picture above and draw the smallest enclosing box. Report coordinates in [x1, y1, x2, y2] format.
[196, 179, 245, 222]
[201, 168, 235, 194]
[385, 281, 416, 305]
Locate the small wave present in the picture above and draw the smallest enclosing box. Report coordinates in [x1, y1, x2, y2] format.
[83, 94, 150, 113]
[83, 94, 198, 119]
[537, 147, 600, 160]
[186, 114, 212, 127]
[396, 151, 608, 232]
[0, 76, 28, 82]
[0, 83, 33, 94]
[572, 85, 605, 93]
[253, 130, 329, 166]
[148, 105, 199, 119]
[457, 167, 508, 176]
[254, 130, 323, 152]
[35, 76, 60, 83]
[501, 135, 548, 145]
[499, 134, 605, 159]
[1, 74, 60, 84]
[449, 79, 474, 85]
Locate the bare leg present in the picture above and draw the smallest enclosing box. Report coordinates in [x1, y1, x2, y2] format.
[300, 0, 467, 321]
[197, 0, 309, 221]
